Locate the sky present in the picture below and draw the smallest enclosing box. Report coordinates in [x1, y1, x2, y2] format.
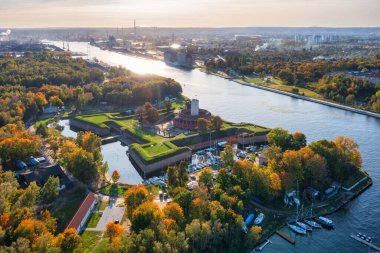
[0, 0, 379, 28]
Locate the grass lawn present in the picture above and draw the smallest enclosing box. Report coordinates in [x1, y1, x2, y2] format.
[86, 212, 102, 228]
[242, 77, 324, 100]
[99, 184, 130, 197]
[98, 199, 109, 211]
[81, 230, 104, 253]
[34, 117, 54, 128]
[75, 109, 269, 166]
[93, 236, 110, 253]
[51, 185, 87, 232]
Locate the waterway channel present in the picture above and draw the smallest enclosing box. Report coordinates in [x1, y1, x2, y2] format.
[51, 41, 380, 253]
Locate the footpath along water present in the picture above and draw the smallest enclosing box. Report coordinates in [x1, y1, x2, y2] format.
[51, 41, 380, 253]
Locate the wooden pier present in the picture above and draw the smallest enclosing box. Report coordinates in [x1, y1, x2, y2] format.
[350, 234, 380, 251]
[276, 230, 295, 244]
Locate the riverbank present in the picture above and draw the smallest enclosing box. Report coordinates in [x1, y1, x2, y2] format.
[201, 69, 380, 119]
[234, 79, 380, 119]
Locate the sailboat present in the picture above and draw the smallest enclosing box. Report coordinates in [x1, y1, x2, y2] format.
[296, 221, 312, 232]
[288, 223, 307, 235]
[304, 220, 322, 229]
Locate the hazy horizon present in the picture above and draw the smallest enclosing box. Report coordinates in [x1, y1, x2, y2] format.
[1, 0, 380, 28]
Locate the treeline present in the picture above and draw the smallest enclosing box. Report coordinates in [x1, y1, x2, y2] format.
[265, 128, 363, 194]
[0, 57, 182, 127]
[0, 51, 104, 87]
[106, 162, 263, 253]
[316, 74, 380, 108]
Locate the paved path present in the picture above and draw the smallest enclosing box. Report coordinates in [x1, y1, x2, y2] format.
[94, 197, 125, 231]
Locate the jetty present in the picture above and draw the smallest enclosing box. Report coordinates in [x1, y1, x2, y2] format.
[276, 230, 295, 244]
[350, 234, 380, 251]
[256, 239, 271, 251]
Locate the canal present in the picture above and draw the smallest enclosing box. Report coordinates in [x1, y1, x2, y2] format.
[51, 41, 380, 253]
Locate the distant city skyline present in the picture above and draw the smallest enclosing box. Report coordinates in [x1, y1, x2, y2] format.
[1, 0, 379, 28]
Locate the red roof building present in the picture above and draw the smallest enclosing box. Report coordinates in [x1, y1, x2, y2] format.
[66, 192, 97, 234]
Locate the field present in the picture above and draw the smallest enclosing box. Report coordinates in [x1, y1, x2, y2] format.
[73, 111, 269, 165]
[241, 77, 324, 99]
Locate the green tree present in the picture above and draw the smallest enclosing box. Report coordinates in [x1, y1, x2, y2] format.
[267, 128, 291, 150]
[198, 168, 213, 190]
[36, 123, 49, 138]
[40, 176, 60, 204]
[221, 145, 234, 168]
[65, 148, 99, 184]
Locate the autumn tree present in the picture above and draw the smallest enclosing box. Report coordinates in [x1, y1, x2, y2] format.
[54, 228, 83, 253]
[291, 132, 307, 150]
[124, 185, 150, 219]
[131, 202, 163, 233]
[197, 118, 211, 132]
[106, 222, 124, 242]
[146, 107, 159, 123]
[112, 170, 120, 183]
[163, 203, 185, 228]
[49, 96, 64, 108]
[211, 116, 223, 131]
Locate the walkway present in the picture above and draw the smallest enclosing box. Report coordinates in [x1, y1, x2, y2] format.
[88, 197, 125, 231]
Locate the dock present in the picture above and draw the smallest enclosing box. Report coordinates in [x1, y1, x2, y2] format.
[350, 234, 380, 251]
[276, 230, 295, 244]
[256, 239, 272, 251]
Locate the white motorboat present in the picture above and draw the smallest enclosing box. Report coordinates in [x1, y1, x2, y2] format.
[254, 213, 265, 225]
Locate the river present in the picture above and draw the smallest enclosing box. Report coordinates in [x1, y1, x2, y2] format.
[51, 41, 380, 253]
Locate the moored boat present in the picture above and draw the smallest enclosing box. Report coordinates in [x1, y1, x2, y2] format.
[254, 213, 265, 225]
[296, 221, 312, 232]
[288, 223, 307, 235]
[315, 216, 335, 228]
[304, 220, 322, 228]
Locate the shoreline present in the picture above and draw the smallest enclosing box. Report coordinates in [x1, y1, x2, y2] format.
[201, 70, 380, 119]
